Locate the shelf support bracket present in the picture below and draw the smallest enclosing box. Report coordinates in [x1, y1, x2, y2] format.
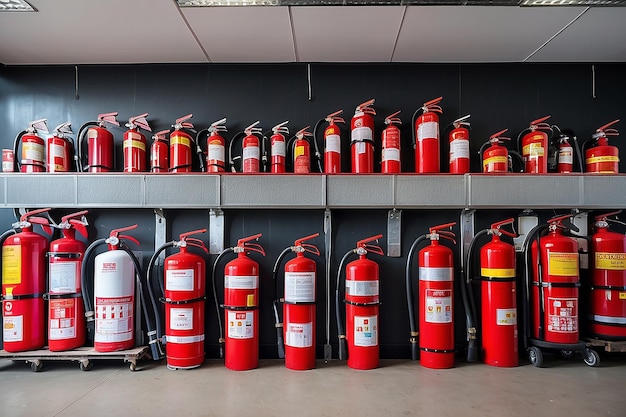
[387, 209, 402, 257]
[460, 208, 475, 274]
[209, 208, 224, 254]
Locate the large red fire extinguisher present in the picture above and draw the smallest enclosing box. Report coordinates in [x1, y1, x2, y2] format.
[519, 115, 552, 174]
[272, 233, 320, 370]
[77, 112, 119, 172]
[589, 211, 626, 339]
[413, 97, 443, 173]
[169, 114, 195, 173]
[449, 115, 471, 174]
[150, 130, 170, 173]
[205, 118, 228, 173]
[350, 99, 376, 174]
[13, 119, 48, 173]
[46, 210, 89, 351]
[381, 111, 402, 174]
[336, 234, 384, 370]
[480, 129, 511, 173]
[406, 223, 456, 369]
[123, 113, 151, 173]
[47, 122, 75, 173]
[319, 109, 344, 174]
[585, 119, 620, 174]
[292, 126, 313, 174]
[2, 208, 52, 352]
[270, 121, 289, 173]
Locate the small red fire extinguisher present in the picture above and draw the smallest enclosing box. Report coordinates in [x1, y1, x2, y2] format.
[242, 121, 263, 173]
[292, 126, 313, 174]
[350, 99, 376, 173]
[519, 115, 552, 174]
[413, 96, 443, 173]
[336, 234, 384, 370]
[77, 112, 119, 173]
[481, 129, 511, 173]
[13, 119, 48, 173]
[47, 122, 75, 173]
[2, 208, 52, 353]
[448, 115, 471, 174]
[46, 210, 89, 352]
[205, 118, 228, 173]
[381, 111, 402, 174]
[123, 113, 151, 173]
[270, 121, 289, 173]
[169, 114, 195, 173]
[150, 130, 170, 173]
[585, 119, 620, 174]
[319, 109, 344, 174]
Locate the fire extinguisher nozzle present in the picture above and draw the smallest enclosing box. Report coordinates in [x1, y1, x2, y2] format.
[467, 339, 479, 363]
[411, 342, 419, 362]
[338, 337, 347, 361]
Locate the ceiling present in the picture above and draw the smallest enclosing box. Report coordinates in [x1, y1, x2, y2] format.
[0, 0, 624, 65]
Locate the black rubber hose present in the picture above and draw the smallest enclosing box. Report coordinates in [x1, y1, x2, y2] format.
[12, 130, 26, 172]
[146, 241, 176, 340]
[211, 247, 234, 358]
[272, 246, 294, 359]
[521, 224, 548, 349]
[228, 132, 245, 172]
[405, 235, 427, 361]
[80, 238, 107, 344]
[411, 108, 421, 152]
[516, 127, 531, 157]
[76, 121, 99, 172]
[261, 134, 268, 173]
[312, 117, 324, 173]
[463, 229, 489, 363]
[195, 128, 209, 173]
[336, 249, 355, 360]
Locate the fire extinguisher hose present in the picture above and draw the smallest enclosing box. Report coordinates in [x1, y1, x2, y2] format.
[211, 247, 234, 358]
[463, 229, 489, 363]
[11, 130, 27, 172]
[335, 248, 356, 361]
[228, 132, 245, 172]
[80, 238, 108, 344]
[272, 246, 294, 359]
[405, 235, 427, 361]
[312, 117, 325, 173]
[521, 224, 548, 347]
[146, 241, 176, 341]
[76, 121, 99, 172]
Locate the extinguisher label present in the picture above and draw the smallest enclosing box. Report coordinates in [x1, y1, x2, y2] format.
[620, 292, 626, 300]
[346, 280, 379, 296]
[586, 155, 620, 164]
[169, 307, 194, 331]
[547, 298, 578, 333]
[351, 126, 372, 143]
[523, 142, 545, 158]
[325, 135, 341, 154]
[166, 334, 205, 344]
[228, 311, 254, 339]
[547, 252, 579, 276]
[286, 322, 313, 348]
[95, 296, 134, 341]
[50, 142, 65, 161]
[450, 139, 470, 160]
[166, 269, 195, 292]
[3, 315, 23, 342]
[354, 316, 377, 347]
[49, 260, 79, 293]
[285, 271, 315, 303]
[496, 308, 517, 326]
[295, 145, 306, 158]
[355, 142, 367, 155]
[558, 147, 573, 164]
[225, 275, 258, 289]
[425, 289, 452, 323]
[49, 298, 76, 340]
[243, 146, 260, 161]
[2, 245, 22, 285]
[417, 121, 439, 141]
[209, 143, 226, 162]
[171, 135, 191, 148]
[595, 252, 626, 270]
[480, 268, 516, 279]
[419, 267, 453, 282]
[124, 132, 146, 152]
[382, 148, 400, 162]
[271, 140, 286, 157]
[23, 141, 44, 162]
[483, 156, 507, 170]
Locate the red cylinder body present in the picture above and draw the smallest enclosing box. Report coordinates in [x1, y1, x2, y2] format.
[2, 227, 48, 352]
[381, 124, 401, 174]
[20, 133, 46, 173]
[123, 129, 147, 173]
[207, 132, 226, 173]
[324, 122, 342, 174]
[482, 142, 508, 173]
[150, 138, 169, 173]
[243, 134, 261, 173]
[531, 228, 580, 344]
[418, 240, 454, 369]
[415, 111, 440, 173]
[521, 130, 548, 174]
[350, 112, 375, 173]
[586, 138, 619, 174]
[345, 255, 379, 370]
[589, 226, 626, 339]
[87, 126, 114, 172]
[47, 136, 73, 172]
[480, 234, 518, 367]
[558, 140, 574, 174]
[47, 228, 86, 351]
[294, 138, 311, 174]
[3, 149, 15, 172]
[169, 129, 193, 173]
[164, 247, 206, 369]
[449, 126, 470, 174]
[224, 253, 259, 370]
[271, 133, 286, 173]
[283, 253, 316, 370]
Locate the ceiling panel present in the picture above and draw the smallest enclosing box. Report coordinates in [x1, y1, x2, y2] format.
[291, 6, 406, 62]
[0, 0, 206, 65]
[527, 8, 626, 62]
[393, 6, 586, 63]
[182, 7, 295, 62]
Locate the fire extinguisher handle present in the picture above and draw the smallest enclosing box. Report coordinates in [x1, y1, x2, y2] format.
[98, 112, 120, 127]
[300, 243, 321, 256]
[20, 207, 52, 222]
[118, 235, 141, 247]
[595, 210, 622, 222]
[186, 239, 209, 254]
[364, 244, 385, 256]
[243, 243, 265, 257]
[179, 228, 207, 241]
[69, 220, 89, 239]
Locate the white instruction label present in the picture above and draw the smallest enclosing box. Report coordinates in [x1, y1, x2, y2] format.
[496, 308, 517, 325]
[325, 135, 341, 153]
[3, 315, 24, 342]
[49, 261, 79, 293]
[450, 139, 470, 160]
[95, 296, 134, 342]
[243, 146, 260, 161]
[419, 267, 453, 282]
[346, 280, 379, 296]
[351, 126, 372, 143]
[166, 269, 195, 292]
[382, 148, 400, 162]
[228, 311, 254, 339]
[417, 121, 439, 141]
[425, 289, 452, 323]
[286, 322, 313, 348]
[272, 140, 286, 157]
[285, 271, 315, 303]
[208, 144, 225, 162]
[354, 316, 378, 347]
[170, 307, 194, 331]
[225, 275, 258, 290]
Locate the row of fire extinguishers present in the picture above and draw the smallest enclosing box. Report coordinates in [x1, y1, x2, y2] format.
[4, 209, 623, 371]
[8, 99, 621, 175]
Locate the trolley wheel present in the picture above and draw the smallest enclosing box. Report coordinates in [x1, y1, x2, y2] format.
[528, 346, 544, 368]
[129, 362, 137, 372]
[79, 360, 93, 371]
[30, 360, 43, 372]
[559, 350, 575, 359]
[583, 349, 600, 367]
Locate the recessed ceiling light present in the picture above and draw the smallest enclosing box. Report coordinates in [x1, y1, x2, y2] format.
[0, 0, 36, 12]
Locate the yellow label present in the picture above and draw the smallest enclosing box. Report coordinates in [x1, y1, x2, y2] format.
[295, 146, 305, 158]
[595, 252, 626, 270]
[483, 156, 507, 169]
[123, 139, 146, 152]
[2, 245, 21, 285]
[586, 155, 620, 164]
[481, 268, 516, 278]
[170, 135, 191, 148]
[247, 294, 255, 307]
[327, 127, 336, 135]
[620, 292, 626, 300]
[523, 142, 544, 157]
[548, 252, 579, 276]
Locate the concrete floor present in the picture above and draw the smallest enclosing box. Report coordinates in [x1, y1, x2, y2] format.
[1, 355, 625, 417]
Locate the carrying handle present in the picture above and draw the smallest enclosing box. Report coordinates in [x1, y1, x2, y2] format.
[326, 109, 345, 125]
[296, 126, 313, 139]
[244, 121, 263, 136]
[490, 218, 518, 238]
[235, 233, 265, 256]
[272, 120, 289, 135]
[453, 114, 471, 129]
[127, 113, 151, 132]
[593, 119, 620, 139]
[547, 214, 579, 233]
[428, 222, 457, 244]
[421, 96, 443, 114]
[594, 210, 622, 222]
[356, 234, 384, 256]
[153, 129, 170, 142]
[174, 114, 194, 130]
[60, 210, 89, 239]
[18, 208, 53, 235]
[107, 224, 140, 248]
[209, 118, 228, 134]
[529, 115, 552, 131]
[384, 111, 402, 126]
[356, 99, 376, 115]
[294, 233, 320, 256]
[53, 122, 73, 136]
[489, 128, 510, 144]
[178, 229, 208, 253]
[28, 119, 49, 133]
[97, 112, 120, 127]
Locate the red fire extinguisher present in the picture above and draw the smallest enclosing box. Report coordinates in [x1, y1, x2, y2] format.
[46, 210, 89, 352]
[205, 118, 228, 173]
[242, 121, 263, 173]
[169, 114, 195, 173]
[406, 223, 456, 369]
[2, 208, 52, 352]
[272, 233, 320, 370]
[292, 126, 313, 174]
[413, 97, 443, 173]
[47, 122, 75, 173]
[336, 234, 384, 370]
[150, 130, 170, 173]
[350, 99, 376, 174]
[13, 119, 48, 173]
[123, 113, 151, 173]
[76, 112, 119, 173]
[448, 115, 471, 174]
[270, 121, 289, 173]
[319, 109, 344, 174]
[589, 211, 626, 339]
[585, 119, 620, 174]
[519, 115, 552, 174]
[480, 129, 511, 173]
[554, 127, 575, 174]
[381, 111, 402, 174]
